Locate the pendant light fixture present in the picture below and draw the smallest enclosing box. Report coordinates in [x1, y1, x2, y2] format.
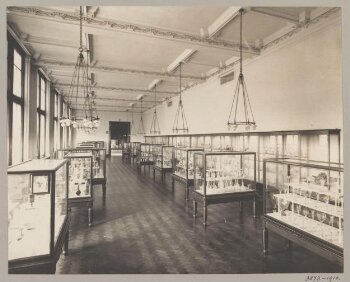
[136, 96, 146, 135]
[172, 62, 189, 133]
[59, 6, 100, 132]
[227, 8, 256, 131]
[149, 85, 161, 135]
[130, 108, 136, 136]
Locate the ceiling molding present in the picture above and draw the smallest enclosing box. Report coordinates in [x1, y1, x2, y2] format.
[34, 58, 206, 81]
[67, 95, 163, 104]
[75, 108, 138, 113]
[55, 82, 179, 95]
[7, 6, 260, 55]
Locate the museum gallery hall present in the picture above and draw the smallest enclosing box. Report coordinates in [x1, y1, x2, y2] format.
[6, 5, 344, 274]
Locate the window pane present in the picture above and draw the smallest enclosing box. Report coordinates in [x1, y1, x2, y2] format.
[12, 103, 23, 164]
[13, 66, 22, 97]
[40, 78, 46, 110]
[54, 94, 58, 117]
[14, 49, 22, 70]
[40, 114, 45, 157]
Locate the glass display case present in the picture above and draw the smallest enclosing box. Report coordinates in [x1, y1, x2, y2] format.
[8, 159, 70, 273]
[172, 148, 204, 200]
[137, 143, 154, 174]
[262, 158, 343, 267]
[152, 145, 174, 184]
[130, 142, 141, 165]
[193, 151, 257, 226]
[122, 142, 131, 161]
[57, 148, 107, 197]
[64, 152, 93, 226]
[175, 135, 190, 148]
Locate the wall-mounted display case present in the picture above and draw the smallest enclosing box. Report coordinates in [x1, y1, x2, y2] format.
[8, 159, 70, 274]
[193, 151, 257, 226]
[56, 148, 107, 198]
[145, 129, 341, 185]
[172, 148, 204, 200]
[152, 145, 174, 184]
[262, 158, 343, 267]
[64, 152, 93, 227]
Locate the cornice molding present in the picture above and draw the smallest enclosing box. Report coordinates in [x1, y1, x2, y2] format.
[35, 58, 205, 81]
[7, 6, 260, 55]
[56, 82, 178, 96]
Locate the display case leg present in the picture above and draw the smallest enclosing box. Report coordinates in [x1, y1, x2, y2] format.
[253, 198, 257, 218]
[263, 227, 268, 255]
[171, 177, 175, 192]
[203, 204, 207, 227]
[193, 200, 197, 218]
[240, 201, 243, 213]
[185, 183, 189, 201]
[102, 183, 106, 199]
[88, 207, 92, 227]
[63, 229, 69, 255]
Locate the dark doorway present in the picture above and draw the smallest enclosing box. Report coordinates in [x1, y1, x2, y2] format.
[109, 121, 130, 156]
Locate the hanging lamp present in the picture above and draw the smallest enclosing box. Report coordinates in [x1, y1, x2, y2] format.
[136, 96, 146, 135]
[149, 85, 161, 135]
[172, 62, 189, 133]
[59, 6, 100, 132]
[130, 108, 136, 136]
[227, 8, 256, 131]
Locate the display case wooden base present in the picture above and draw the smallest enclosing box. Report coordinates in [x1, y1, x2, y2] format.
[193, 190, 257, 227]
[262, 215, 343, 268]
[137, 161, 154, 175]
[68, 198, 93, 227]
[171, 173, 194, 201]
[9, 214, 71, 274]
[92, 178, 107, 199]
[153, 166, 172, 184]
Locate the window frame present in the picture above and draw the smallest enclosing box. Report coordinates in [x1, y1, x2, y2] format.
[7, 33, 25, 166]
[37, 71, 47, 158]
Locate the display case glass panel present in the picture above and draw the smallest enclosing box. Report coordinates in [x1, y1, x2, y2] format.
[131, 142, 141, 156]
[173, 148, 203, 180]
[175, 136, 190, 148]
[66, 152, 92, 199]
[194, 152, 256, 196]
[153, 145, 173, 169]
[8, 159, 68, 261]
[284, 134, 299, 157]
[138, 143, 154, 163]
[264, 158, 343, 248]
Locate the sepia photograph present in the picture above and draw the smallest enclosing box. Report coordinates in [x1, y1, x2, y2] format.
[1, 0, 349, 279]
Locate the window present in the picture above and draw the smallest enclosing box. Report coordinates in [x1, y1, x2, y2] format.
[54, 90, 60, 150]
[37, 73, 47, 158]
[7, 36, 25, 166]
[62, 101, 67, 148]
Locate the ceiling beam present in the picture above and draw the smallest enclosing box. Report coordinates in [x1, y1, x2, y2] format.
[7, 6, 260, 55]
[205, 7, 242, 39]
[34, 58, 205, 81]
[55, 82, 179, 95]
[250, 7, 300, 24]
[75, 108, 138, 113]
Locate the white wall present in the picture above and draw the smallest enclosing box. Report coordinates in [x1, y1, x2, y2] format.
[143, 18, 342, 135]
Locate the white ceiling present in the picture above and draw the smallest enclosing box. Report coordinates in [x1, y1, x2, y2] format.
[6, 6, 337, 114]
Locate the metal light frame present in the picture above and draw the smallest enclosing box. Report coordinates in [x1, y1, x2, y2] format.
[172, 62, 189, 133]
[59, 6, 100, 133]
[149, 85, 161, 135]
[227, 8, 256, 131]
[136, 96, 146, 135]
